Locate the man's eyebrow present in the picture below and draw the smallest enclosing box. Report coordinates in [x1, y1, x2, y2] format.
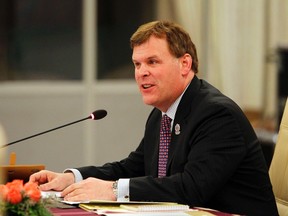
[132, 55, 159, 62]
[147, 55, 158, 59]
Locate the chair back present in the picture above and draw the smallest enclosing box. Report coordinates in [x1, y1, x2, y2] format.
[269, 98, 288, 215]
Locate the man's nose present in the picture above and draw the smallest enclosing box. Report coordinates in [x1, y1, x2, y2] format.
[137, 65, 150, 76]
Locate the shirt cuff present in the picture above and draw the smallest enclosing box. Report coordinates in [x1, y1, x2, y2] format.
[117, 178, 130, 201]
[63, 168, 83, 183]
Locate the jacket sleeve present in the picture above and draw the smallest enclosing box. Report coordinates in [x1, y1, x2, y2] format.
[77, 138, 146, 180]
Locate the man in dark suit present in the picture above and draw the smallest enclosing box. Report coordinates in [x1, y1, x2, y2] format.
[30, 21, 278, 215]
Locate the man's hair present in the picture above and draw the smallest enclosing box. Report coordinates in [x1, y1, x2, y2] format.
[130, 20, 199, 73]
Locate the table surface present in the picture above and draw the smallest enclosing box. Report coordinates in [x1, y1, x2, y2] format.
[50, 208, 95, 215]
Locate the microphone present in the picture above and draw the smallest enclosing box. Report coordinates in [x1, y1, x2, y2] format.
[1, 109, 107, 148]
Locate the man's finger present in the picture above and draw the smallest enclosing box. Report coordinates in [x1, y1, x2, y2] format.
[39, 181, 56, 191]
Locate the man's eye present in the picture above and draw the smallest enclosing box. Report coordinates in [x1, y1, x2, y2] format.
[134, 63, 140, 68]
[148, 60, 157, 65]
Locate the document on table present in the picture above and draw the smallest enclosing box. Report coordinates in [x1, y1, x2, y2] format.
[40, 193, 217, 215]
[61, 199, 177, 205]
[40, 194, 217, 216]
[120, 203, 189, 211]
[78, 201, 194, 215]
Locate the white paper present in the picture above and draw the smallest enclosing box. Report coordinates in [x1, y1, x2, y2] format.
[41, 190, 62, 199]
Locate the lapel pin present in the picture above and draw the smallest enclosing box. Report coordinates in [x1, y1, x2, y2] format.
[175, 123, 181, 135]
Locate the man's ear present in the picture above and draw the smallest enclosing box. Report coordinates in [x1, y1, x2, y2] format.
[180, 53, 193, 75]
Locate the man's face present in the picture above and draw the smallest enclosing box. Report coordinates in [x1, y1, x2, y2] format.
[132, 36, 187, 112]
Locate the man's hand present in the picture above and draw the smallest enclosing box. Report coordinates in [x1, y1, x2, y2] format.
[29, 170, 75, 191]
[61, 177, 116, 202]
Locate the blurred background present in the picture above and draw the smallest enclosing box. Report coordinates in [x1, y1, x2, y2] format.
[0, 0, 287, 172]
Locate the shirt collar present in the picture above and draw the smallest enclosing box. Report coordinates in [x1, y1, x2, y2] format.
[162, 82, 190, 121]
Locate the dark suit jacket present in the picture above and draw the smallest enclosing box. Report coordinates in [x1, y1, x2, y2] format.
[77, 76, 278, 215]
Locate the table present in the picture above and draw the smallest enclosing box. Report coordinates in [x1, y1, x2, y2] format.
[50, 208, 95, 215]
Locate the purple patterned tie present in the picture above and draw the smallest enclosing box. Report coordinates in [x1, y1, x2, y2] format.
[158, 114, 172, 177]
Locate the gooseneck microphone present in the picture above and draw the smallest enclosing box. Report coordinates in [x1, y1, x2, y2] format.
[1, 109, 107, 148]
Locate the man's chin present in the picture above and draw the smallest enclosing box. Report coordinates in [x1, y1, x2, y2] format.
[142, 98, 156, 106]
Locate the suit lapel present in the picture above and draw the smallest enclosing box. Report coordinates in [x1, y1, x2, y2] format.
[166, 76, 201, 174]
